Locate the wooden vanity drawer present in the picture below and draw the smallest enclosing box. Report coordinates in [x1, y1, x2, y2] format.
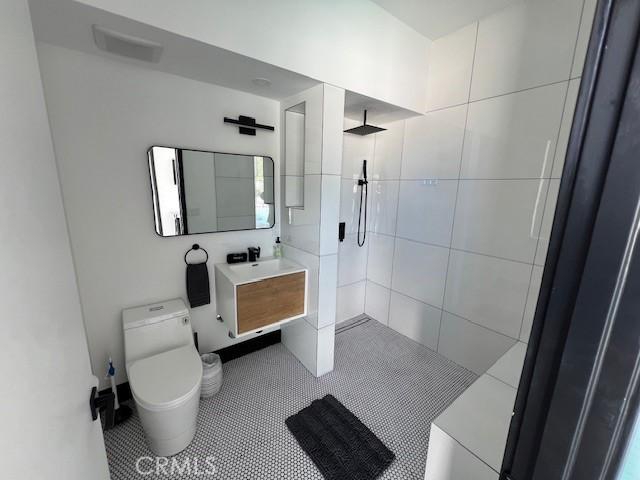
[236, 271, 306, 334]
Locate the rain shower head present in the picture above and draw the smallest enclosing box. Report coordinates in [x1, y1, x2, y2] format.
[344, 110, 386, 136]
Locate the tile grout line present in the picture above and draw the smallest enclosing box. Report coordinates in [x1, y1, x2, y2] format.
[426, 78, 576, 115]
[438, 20, 478, 352]
[384, 121, 405, 327]
[368, 230, 541, 267]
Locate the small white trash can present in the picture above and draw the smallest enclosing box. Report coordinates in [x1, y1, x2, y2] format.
[200, 353, 223, 398]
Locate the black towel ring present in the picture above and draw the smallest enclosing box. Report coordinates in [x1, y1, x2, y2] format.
[184, 244, 209, 264]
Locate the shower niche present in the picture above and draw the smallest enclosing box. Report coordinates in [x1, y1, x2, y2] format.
[284, 102, 305, 209]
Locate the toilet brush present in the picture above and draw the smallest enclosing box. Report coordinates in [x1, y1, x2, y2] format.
[107, 357, 132, 426]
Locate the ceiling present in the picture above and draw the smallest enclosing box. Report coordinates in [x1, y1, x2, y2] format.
[370, 0, 513, 39]
[29, 0, 420, 122]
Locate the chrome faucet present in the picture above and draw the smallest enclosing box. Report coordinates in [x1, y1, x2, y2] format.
[248, 246, 261, 262]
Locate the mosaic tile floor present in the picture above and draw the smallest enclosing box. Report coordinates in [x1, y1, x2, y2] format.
[104, 319, 476, 479]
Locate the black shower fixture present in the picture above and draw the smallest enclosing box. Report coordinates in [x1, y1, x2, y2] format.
[344, 110, 386, 136]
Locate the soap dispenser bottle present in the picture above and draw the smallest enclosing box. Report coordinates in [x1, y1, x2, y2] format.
[273, 237, 282, 258]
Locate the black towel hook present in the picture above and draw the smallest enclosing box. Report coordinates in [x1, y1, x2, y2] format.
[184, 244, 209, 264]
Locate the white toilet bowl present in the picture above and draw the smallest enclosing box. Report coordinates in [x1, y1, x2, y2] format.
[128, 345, 202, 456]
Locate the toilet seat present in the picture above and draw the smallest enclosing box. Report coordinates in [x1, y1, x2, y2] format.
[129, 345, 202, 412]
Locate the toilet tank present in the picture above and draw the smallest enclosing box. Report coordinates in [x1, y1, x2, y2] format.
[123, 298, 194, 366]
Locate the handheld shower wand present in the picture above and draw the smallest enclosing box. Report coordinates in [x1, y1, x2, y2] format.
[357, 160, 368, 247]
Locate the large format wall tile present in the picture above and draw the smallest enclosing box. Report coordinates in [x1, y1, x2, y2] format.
[520, 265, 543, 343]
[438, 312, 516, 375]
[366, 232, 395, 288]
[392, 238, 449, 308]
[338, 233, 368, 286]
[552, 79, 581, 179]
[319, 175, 341, 255]
[426, 22, 477, 111]
[336, 280, 366, 323]
[372, 121, 404, 180]
[389, 291, 441, 351]
[368, 180, 399, 236]
[317, 254, 338, 329]
[340, 178, 359, 235]
[444, 250, 531, 338]
[534, 179, 560, 266]
[396, 179, 457, 247]
[462, 83, 566, 179]
[365, 281, 390, 325]
[470, 0, 583, 101]
[402, 105, 467, 180]
[452, 179, 548, 263]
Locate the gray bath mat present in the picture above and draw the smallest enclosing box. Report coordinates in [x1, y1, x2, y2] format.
[286, 394, 395, 480]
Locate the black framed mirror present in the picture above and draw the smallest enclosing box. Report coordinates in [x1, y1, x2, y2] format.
[148, 146, 275, 236]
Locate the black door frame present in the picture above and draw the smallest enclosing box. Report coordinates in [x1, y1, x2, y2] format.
[501, 0, 640, 478]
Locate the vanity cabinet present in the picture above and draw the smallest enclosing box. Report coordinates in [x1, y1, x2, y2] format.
[214, 258, 308, 338]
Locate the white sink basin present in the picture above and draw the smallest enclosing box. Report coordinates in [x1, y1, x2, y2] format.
[216, 257, 306, 285]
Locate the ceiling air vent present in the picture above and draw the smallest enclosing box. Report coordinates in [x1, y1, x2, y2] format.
[92, 25, 163, 63]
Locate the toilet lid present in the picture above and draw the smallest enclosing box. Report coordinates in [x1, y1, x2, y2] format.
[129, 345, 203, 411]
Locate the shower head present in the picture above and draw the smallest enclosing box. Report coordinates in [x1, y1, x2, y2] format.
[344, 110, 386, 136]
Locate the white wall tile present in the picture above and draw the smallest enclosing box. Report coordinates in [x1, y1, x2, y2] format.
[571, 0, 598, 79]
[534, 179, 560, 266]
[336, 280, 366, 323]
[368, 180, 399, 236]
[282, 244, 320, 320]
[396, 179, 457, 247]
[520, 265, 543, 343]
[319, 174, 341, 255]
[462, 83, 566, 179]
[372, 121, 404, 180]
[444, 250, 531, 338]
[402, 105, 467, 180]
[342, 123, 375, 180]
[392, 238, 449, 308]
[321, 84, 345, 175]
[426, 22, 477, 111]
[316, 323, 335, 376]
[340, 178, 363, 235]
[366, 232, 395, 288]
[338, 233, 368, 286]
[470, 0, 583, 101]
[452, 179, 548, 263]
[434, 374, 517, 471]
[487, 342, 527, 388]
[281, 318, 317, 375]
[552, 79, 581, 179]
[365, 281, 390, 325]
[425, 424, 499, 480]
[438, 312, 516, 375]
[389, 292, 441, 351]
[317, 254, 338, 329]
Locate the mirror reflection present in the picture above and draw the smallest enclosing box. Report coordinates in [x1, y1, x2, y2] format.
[148, 146, 274, 236]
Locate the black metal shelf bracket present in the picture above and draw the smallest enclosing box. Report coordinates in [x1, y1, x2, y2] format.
[223, 115, 275, 136]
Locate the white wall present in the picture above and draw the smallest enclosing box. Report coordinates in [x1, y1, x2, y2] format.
[363, 0, 596, 375]
[37, 43, 281, 388]
[0, 1, 109, 477]
[74, 0, 430, 114]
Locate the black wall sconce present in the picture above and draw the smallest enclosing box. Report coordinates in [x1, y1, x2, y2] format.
[223, 115, 275, 136]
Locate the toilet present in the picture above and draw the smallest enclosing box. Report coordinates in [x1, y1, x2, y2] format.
[123, 298, 202, 456]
